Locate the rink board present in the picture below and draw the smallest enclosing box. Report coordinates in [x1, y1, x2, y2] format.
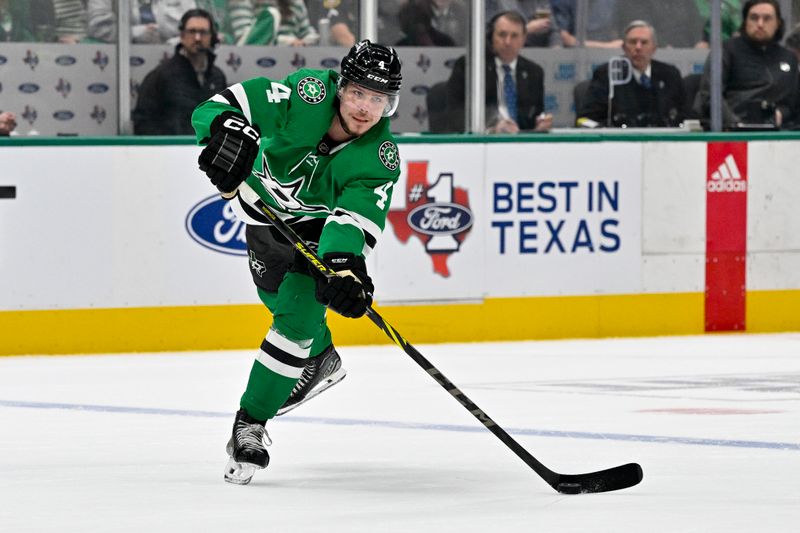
[1, 134, 799, 354]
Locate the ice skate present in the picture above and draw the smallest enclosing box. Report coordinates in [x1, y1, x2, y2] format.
[276, 345, 346, 416]
[224, 409, 271, 485]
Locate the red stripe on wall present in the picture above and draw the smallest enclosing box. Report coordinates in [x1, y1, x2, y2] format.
[705, 142, 747, 331]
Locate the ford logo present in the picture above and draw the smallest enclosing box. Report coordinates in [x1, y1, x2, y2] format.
[55, 55, 77, 66]
[411, 85, 429, 96]
[320, 57, 339, 68]
[53, 110, 75, 121]
[87, 83, 109, 94]
[186, 195, 247, 255]
[19, 83, 40, 93]
[130, 56, 145, 66]
[407, 203, 473, 236]
[256, 57, 277, 68]
[0, 56, 7, 65]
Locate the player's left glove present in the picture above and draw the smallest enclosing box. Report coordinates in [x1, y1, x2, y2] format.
[198, 112, 260, 194]
[315, 253, 374, 318]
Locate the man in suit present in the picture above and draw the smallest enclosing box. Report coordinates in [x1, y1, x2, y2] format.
[445, 10, 552, 133]
[577, 20, 685, 128]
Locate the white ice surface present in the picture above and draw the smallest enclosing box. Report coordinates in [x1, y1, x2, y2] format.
[0, 333, 799, 532]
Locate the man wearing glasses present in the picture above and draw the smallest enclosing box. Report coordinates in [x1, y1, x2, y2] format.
[695, 0, 800, 129]
[133, 9, 227, 135]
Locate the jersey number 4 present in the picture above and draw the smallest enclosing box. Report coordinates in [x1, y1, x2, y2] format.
[266, 82, 291, 104]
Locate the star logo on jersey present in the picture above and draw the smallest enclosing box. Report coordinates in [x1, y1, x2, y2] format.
[378, 141, 399, 171]
[253, 158, 328, 215]
[249, 250, 266, 277]
[387, 162, 473, 277]
[297, 77, 326, 104]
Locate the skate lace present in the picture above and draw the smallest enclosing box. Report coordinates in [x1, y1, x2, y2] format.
[236, 421, 272, 448]
[289, 359, 318, 395]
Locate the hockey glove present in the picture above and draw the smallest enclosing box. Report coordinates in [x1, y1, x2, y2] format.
[198, 112, 260, 194]
[315, 253, 374, 318]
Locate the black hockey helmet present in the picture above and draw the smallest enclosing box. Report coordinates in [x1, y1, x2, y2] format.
[339, 40, 402, 116]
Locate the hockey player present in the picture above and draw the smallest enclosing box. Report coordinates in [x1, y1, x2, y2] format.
[192, 40, 402, 485]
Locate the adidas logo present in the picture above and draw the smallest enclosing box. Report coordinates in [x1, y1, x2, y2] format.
[708, 154, 747, 192]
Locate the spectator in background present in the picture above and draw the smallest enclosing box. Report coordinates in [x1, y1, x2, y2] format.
[88, 0, 197, 43]
[431, 0, 467, 46]
[487, 0, 561, 47]
[577, 20, 685, 127]
[306, 0, 357, 47]
[396, 0, 455, 46]
[694, 0, 799, 129]
[551, 0, 623, 48]
[132, 8, 226, 135]
[0, 111, 17, 136]
[615, 0, 703, 48]
[694, 0, 741, 47]
[217, 0, 279, 45]
[378, 0, 405, 45]
[1, 0, 53, 41]
[52, 0, 88, 43]
[446, 10, 552, 132]
[785, 23, 800, 62]
[258, 0, 318, 46]
[0, 0, 86, 42]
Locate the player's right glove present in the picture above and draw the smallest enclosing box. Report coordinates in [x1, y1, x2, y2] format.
[198, 112, 260, 194]
[314, 253, 374, 319]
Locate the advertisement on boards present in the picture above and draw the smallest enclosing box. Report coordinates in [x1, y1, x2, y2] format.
[705, 142, 748, 331]
[484, 142, 643, 297]
[377, 144, 485, 303]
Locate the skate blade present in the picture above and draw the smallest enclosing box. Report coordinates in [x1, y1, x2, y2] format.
[224, 457, 263, 485]
[276, 368, 347, 416]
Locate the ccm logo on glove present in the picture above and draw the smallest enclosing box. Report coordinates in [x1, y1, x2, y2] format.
[198, 112, 261, 194]
[315, 253, 374, 318]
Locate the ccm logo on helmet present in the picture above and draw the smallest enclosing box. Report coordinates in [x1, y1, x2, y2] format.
[366, 73, 388, 83]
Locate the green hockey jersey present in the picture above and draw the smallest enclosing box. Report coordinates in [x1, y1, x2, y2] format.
[192, 68, 401, 258]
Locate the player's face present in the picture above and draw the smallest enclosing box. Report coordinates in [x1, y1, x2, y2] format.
[622, 26, 656, 72]
[338, 82, 388, 136]
[745, 3, 779, 43]
[491, 15, 525, 65]
[180, 16, 213, 55]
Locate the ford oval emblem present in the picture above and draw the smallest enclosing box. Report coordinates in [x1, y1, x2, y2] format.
[130, 56, 145, 66]
[256, 57, 277, 68]
[320, 57, 339, 68]
[53, 110, 75, 121]
[18, 83, 40, 93]
[186, 195, 247, 255]
[411, 85, 429, 96]
[87, 83, 110, 94]
[55, 55, 77, 66]
[407, 203, 473, 236]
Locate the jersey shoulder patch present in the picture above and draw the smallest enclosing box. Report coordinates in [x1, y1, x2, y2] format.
[378, 140, 399, 171]
[296, 76, 327, 105]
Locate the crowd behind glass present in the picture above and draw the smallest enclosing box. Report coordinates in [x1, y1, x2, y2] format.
[1, 0, 799, 135]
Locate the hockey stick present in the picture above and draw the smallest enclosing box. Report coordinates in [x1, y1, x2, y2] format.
[237, 182, 643, 494]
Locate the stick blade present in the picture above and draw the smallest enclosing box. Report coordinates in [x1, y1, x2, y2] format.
[553, 462, 643, 494]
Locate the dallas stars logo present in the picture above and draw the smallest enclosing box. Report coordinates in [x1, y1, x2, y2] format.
[378, 141, 399, 171]
[252, 155, 328, 214]
[297, 77, 326, 104]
